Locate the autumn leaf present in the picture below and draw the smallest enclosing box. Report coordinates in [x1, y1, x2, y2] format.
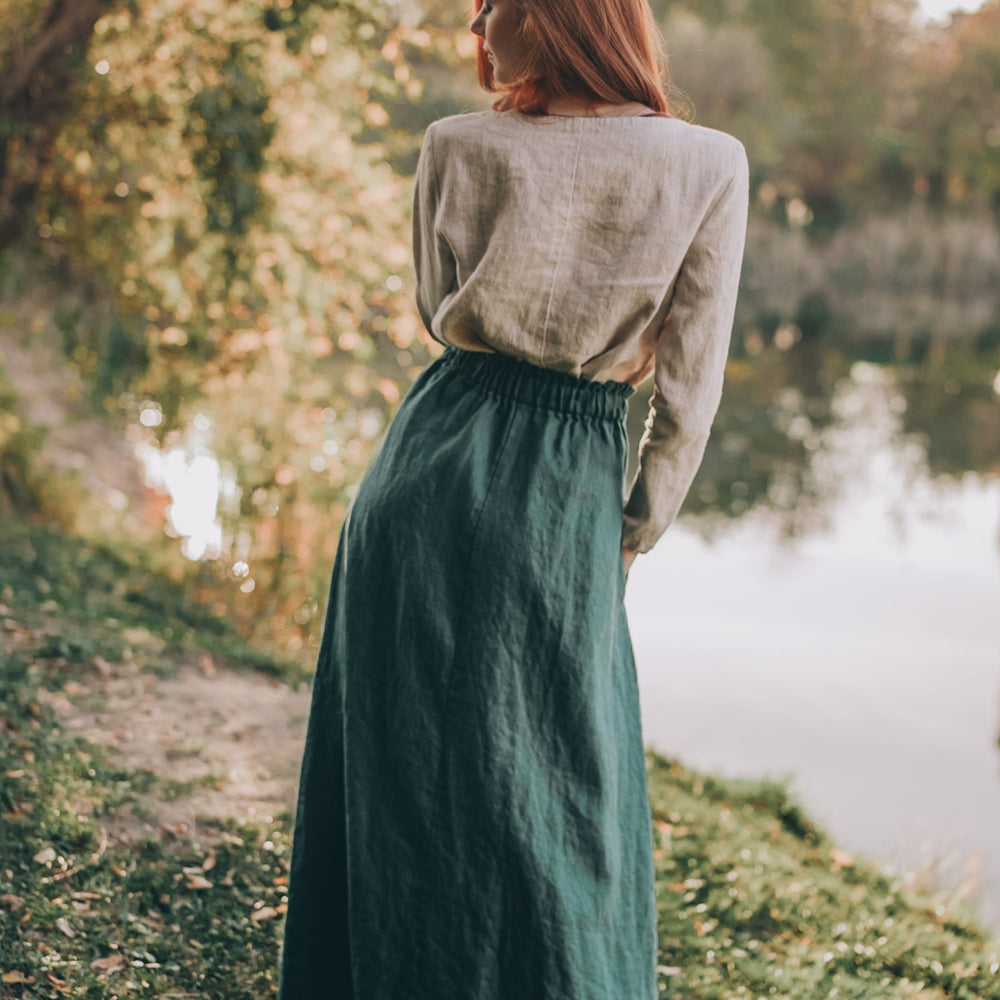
[91, 954, 127, 973]
[250, 905, 278, 924]
[2, 970, 36, 984]
[46, 972, 70, 994]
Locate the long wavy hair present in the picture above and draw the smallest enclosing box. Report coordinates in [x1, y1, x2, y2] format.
[473, 0, 673, 116]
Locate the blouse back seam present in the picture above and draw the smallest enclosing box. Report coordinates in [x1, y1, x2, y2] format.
[538, 119, 584, 366]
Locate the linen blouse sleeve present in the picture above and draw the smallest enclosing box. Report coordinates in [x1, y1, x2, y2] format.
[412, 124, 457, 339]
[622, 143, 750, 553]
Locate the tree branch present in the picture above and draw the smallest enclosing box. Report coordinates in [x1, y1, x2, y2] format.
[0, 0, 111, 112]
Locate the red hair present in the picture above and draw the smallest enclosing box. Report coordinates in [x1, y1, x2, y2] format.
[473, 0, 672, 116]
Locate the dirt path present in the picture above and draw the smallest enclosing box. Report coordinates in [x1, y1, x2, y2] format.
[39, 652, 312, 843]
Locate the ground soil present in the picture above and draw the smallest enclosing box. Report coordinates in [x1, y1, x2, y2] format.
[37, 652, 311, 846]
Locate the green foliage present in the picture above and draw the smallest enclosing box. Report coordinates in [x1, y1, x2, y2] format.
[183, 40, 275, 241]
[0, 366, 47, 513]
[903, 3, 1000, 215]
[0, 363, 81, 527]
[0, 519, 300, 681]
[656, 0, 1000, 222]
[1, 0, 438, 645]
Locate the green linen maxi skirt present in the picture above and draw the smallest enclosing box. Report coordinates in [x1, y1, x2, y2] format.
[278, 347, 657, 1000]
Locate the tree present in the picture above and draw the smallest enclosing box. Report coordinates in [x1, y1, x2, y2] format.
[905, 1, 1000, 215]
[0, 0, 117, 244]
[2, 0, 433, 648]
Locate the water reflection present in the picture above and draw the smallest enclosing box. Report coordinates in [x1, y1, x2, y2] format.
[625, 339, 1000, 937]
[626, 341, 1000, 551]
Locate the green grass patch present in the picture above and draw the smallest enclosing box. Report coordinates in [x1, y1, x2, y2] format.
[1, 518, 998, 997]
[0, 519, 303, 684]
[646, 756, 1000, 997]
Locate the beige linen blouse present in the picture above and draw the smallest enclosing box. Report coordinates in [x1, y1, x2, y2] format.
[412, 109, 749, 553]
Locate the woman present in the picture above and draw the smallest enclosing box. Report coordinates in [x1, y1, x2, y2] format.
[278, 0, 748, 996]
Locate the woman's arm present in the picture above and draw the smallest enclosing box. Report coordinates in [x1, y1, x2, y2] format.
[622, 140, 750, 554]
[412, 125, 458, 339]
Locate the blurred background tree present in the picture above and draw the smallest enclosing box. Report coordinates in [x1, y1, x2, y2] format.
[1, 0, 998, 656]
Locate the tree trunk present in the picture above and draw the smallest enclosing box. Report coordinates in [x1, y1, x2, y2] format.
[0, 0, 115, 247]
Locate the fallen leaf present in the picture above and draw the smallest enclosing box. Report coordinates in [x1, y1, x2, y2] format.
[201, 850, 217, 873]
[251, 906, 278, 924]
[46, 972, 70, 993]
[33, 846, 56, 864]
[185, 874, 213, 890]
[56, 916, 74, 938]
[2, 970, 36, 984]
[4, 768, 26, 778]
[91, 954, 127, 973]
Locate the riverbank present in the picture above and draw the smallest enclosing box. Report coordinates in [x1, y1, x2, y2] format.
[1, 519, 998, 998]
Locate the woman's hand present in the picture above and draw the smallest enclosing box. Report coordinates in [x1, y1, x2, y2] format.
[622, 546, 638, 574]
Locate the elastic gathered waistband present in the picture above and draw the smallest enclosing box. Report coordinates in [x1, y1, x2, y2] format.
[439, 347, 634, 421]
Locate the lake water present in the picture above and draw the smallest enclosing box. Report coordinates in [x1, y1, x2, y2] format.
[625, 350, 1000, 939]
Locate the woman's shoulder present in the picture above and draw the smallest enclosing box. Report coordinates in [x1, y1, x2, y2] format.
[427, 109, 743, 147]
[647, 117, 748, 178]
[421, 110, 747, 185]
[422, 110, 494, 143]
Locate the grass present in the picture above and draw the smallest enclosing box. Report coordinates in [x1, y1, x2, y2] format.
[0, 647, 292, 998]
[645, 758, 1000, 998]
[0, 519, 296, 997]
[1, 517, 999, 997]
[0, 520, 304, 685]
